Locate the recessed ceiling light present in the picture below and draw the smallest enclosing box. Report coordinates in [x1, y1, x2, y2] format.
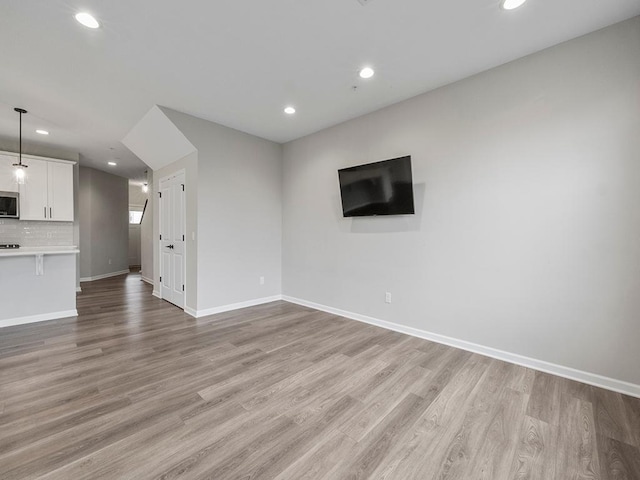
[108, 161, 117, 166]
[75, 12, 100, 29]
[501, 0, 527, 10]
[36, 129, 49, 135]
[284, 106, 296, 115]
[359, 67, 375, 79]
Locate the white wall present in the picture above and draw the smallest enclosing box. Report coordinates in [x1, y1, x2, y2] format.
[282, 18, 640, 387]
[79, 167, 129, 280]
[161, 108, 283, 313]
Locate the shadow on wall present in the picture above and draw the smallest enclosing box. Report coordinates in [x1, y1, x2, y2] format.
[335, 183, 426, 234]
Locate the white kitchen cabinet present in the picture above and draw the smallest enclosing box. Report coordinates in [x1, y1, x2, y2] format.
[19, 159, 74, 222]
[19, 159, 49, 220]
[0, 155, 19, 192]
[47, 162, 74, 221]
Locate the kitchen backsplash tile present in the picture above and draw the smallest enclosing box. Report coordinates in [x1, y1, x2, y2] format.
[0, 219, 74, 246]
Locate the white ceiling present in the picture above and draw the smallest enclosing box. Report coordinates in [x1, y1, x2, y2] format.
[1, 0, 638, 180]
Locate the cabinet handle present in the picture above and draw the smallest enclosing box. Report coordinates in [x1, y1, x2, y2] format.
[44, 207, 47, 218]
[50, 207, 52, 218]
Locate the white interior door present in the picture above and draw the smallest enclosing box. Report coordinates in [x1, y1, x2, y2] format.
[159, 172, 185, 309]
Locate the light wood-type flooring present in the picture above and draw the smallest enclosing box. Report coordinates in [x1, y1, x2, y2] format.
[1, 271, 639, 479]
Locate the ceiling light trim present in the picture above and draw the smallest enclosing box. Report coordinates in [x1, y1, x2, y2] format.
[359, 67, 375, 79]
[501, 0, 528, 10]
[75, 12, 100, 29]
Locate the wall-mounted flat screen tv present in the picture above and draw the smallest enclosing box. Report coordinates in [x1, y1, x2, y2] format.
[338, 155, 415, 217]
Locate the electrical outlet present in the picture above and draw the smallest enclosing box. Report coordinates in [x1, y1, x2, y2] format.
[108, 258, 112, 265]
[385, 292, 392, 304]
[259, 276, 265, 285]
[46, 232, 52, 238]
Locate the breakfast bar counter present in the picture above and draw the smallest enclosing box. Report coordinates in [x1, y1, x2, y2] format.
[0, 245, 79, 257]
[0, 246, 79, 327]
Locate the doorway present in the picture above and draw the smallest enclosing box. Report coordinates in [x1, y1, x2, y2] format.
[158, 171, 186, 309]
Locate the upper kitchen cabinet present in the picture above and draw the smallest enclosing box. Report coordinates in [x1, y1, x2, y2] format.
[0, 154, 19, 192]
[0, 151, 75, 221]
[20, 159, 74, 221]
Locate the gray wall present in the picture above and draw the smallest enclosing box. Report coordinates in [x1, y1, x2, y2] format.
[129, 225, 141, 266]
[79, 167, 129, 279]
[282, 18, 640, 386]
[162, 108, 283, 312]
[129, 182, 147, 208]
[128, 183, 146, 267]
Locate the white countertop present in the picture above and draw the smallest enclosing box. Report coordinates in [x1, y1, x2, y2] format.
[0, 246, 79, 257]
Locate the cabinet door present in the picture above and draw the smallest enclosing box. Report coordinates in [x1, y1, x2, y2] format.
[19, 159, 48, 220]
[48, 162, 74, 221]
[0, 154, 19, 192]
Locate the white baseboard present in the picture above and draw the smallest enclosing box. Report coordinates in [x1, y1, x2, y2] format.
[0, 309, 78, 328]
[282, 295, 640, 399]
[184, 306, 197, 318]
[80, 269, 130, 282]
[192, 295, 283, 318]
[152, 290, 161, 299]
[141, 276, 154, 286]
[76, 286, 82, 293]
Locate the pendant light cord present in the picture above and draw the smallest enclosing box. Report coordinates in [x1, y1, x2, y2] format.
[19, 110, 22, 166]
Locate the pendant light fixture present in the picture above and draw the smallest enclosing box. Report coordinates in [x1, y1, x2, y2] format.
[142, 170, 149, 193]
[13, 107, 28, 185]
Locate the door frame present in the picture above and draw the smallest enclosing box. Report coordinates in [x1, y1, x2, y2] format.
[158, 169, 187, 309]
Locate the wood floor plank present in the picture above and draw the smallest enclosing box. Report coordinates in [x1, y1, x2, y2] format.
[339, 393, 432, 480]
[506, 364, 536, 394]
[0, 270, 636, 479]
[220, 395, 361, 480]
[509, 415, 558, 480]
[364, 355, 490, 479]
[461, 387, 528, 479]
[527, 371, 562, 426]
[398, 359, 515, 479]
[597, 435, 640, 480]
[272, 428, 356, 480]
[593, 388, 638, 448]
[621, 394, 640, 447]
[339, 364, 428, 441]
[555, 392, 601, 479]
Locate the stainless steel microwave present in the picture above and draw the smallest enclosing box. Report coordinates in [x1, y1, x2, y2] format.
[0, 191, 19, 218]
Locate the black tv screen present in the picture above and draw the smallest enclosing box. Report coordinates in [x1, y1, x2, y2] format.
[338, 156, 415, 217]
